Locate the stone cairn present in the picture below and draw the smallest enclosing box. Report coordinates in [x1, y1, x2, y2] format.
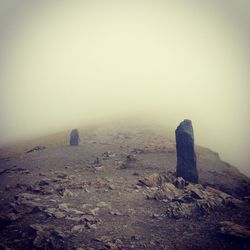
[175, 119, 198, 183]
[70, 129, 79, 146]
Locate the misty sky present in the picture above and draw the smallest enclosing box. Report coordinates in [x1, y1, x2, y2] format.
[0, 1, 249, 175]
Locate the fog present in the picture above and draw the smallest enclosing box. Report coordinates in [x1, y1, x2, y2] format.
[0, 0, 249, 175]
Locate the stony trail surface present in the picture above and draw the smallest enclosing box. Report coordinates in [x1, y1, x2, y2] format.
[0, 123, 249, 249]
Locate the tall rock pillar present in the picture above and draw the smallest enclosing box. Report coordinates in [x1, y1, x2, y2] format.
[175, 119, 198, 183]
[70, 129, 79, 146]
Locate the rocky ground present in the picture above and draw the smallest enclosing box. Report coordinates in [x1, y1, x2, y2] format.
[0, 123, 250, 249]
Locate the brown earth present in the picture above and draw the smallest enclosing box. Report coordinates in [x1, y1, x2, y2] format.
[0, 123, 249, 250]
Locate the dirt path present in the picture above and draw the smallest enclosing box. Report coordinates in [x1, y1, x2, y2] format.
[0, 125, 249, 249]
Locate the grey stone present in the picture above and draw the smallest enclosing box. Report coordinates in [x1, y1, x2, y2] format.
[175, 119, 198, 183]
[126, 154, 136, 162]
[71, 224, 84, 233]
[166, 202, 193, 219]
[45, 208, 66, 219]
[150, 183, 181, 201]
[219, 221, 250, 239]
[30, 224, 66, 249]
[56, 187, 74, 197]
[138, 173, 168, 187]
[38, 179, 50, 186]
[174, 177, 186, 189]
[26, 145, 46, 153]
[94, 157, 101, 165]
[70, 129, 79, 146]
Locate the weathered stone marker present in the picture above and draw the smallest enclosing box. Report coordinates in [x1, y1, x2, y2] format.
[175, 119, 198, 183]
[70, 129, 79, 146]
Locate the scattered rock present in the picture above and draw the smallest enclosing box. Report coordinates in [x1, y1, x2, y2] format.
[102, 151, 115, 160]
[0, 213, 17, 229]
[138, 173, 168, 187]
[131, 144, 173, 154]
[58, 203, 70, 211]
[38, 179, 50, 186]
[138, 171, 175, 187]
[219, 221, 250, 239]
[105, 242, 120, 250]
[56, 187, 74, 197]
[115, 239, 123, 246]
[89, 207, 100, 216]
[93, 157, 101, 165]
[68, 182, 86, 190]
[86, 222, 97, 230]
[145, 177, 242, 218]
[0, 166, 30, 176]
[126, 154, 136, 162]
[166, 202, 193, 219]
[39, 172, 47, 177]
[131, 148, 145, 154]
[97, 201, 110, 208]
[186, 184, 207, 199]
[131, 235, 140, 241]
[151, 213, 162, 219]
[15, 192, 38, 201]
[68, 208, 86, 216]
[30, 224, 67, 249]
[26, 145, 46, 153]
[150, 183, 181, 201]
[14, 193, 45, 211]
[175, 119, 198, 183]
[92, 178, 109, 189]
[71, 224, 85, 233]
[174, 177, 186, 189]
[57, 173, 68, 179]
[94, 165, 105, 171]
[45, 208, 66, 219]
[75, 247, 86, 250]
[119, 155, 137, 169]
[108, 184, 115, 190]
[27, 182, 54, 195]
[110, 210, 122, 216]
[1, 126, 250, 250]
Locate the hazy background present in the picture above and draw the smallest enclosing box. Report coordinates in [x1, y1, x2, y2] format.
[0, 0, 249, 175]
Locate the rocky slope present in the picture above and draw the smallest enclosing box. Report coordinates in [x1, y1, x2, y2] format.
[0, 122, 249, 249]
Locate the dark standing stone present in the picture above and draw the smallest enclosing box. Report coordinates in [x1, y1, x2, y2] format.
[175, 119, 198, 183]
[70, 129, 79, 146]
